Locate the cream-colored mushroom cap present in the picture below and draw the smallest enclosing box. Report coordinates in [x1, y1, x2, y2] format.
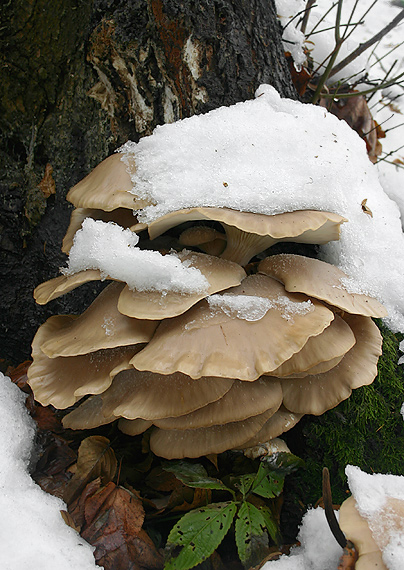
[34, 270, 108, 305]
[267, 313, 355, 378]
[62, 207, 144, 254]
[280, 314, 382, 415]
[131, 274, 334, 380]
[40, 282, 159, 357]
[339, 496, 387, 570]
[99, 369, 234, 420]
[149, 407, 278, 459]
[28, 316, 138, 408]
[179, 226, 226, 256]
[118, 418, 153, 436]
[259, 254, 387, 318]
[62, 395, 118, 430]
[117, 251, 246, 320]
[234, 406, 303, 448]
[66, 153, 151, 211]
[154, 377, 282, 430]
[148, 207, 346, 266]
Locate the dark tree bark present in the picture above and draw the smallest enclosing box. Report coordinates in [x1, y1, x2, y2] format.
[0, 0, 296, 364]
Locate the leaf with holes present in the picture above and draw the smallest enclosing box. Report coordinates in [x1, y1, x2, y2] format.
[230, 474, 255, 498]
[251, 462, 284, 499]
[235, 501, 269, 567]
[165, 501, 237, 570]
[258, 505, 281, 545]
[163, 460, 232, 494]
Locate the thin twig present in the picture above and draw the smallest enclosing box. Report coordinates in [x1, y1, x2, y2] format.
[383, 121, 404, 135]
[342, 0, 379, 43]
[328, 8, 404, 78]
[300, 0, 316, 34]
[308, 21, 364, 36]
[311, 0, 344, 104]
[305, 1, 338, 39]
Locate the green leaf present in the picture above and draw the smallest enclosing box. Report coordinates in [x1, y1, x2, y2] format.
[165, 501, 237, 570]
[230, 474, 255, 498]
[252, 462, 284, 499]
[258, 505, 281, 545]
[163, 460, 232, 493]
[261, 452, 305, 475]
[235, 502, 268, 568]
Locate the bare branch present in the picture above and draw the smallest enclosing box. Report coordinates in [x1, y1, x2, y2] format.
[301, 0, 317, 34]
[328, 9, 404, 78]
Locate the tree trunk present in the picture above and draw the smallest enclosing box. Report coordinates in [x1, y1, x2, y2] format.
[0, 0, 296, 364]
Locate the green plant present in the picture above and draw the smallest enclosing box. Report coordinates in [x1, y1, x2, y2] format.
[163, 453, 303, 569]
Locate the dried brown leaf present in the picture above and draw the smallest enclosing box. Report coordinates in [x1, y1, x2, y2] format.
[63, 436, 117, 505]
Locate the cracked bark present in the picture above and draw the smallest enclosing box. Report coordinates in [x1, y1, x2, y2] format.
[0, 0, 296, 364]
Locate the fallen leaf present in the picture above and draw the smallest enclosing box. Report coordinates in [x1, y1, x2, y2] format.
[70, 481, 163, 570]
[320, 95, 382, 163]
[285, 53, 312, 96]
[361, 199, 373, 217]
[63, 436, 117, 505]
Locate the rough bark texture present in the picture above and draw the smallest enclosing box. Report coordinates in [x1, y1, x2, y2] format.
[0, 0, 296, 364]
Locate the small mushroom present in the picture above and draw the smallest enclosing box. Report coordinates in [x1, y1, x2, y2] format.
[149, 407, 279, 459]
[153, 377, 282, 429]
[27, 316, 139, 408]
[40, 282, 159, 357]
[267, 313, 355, 378]
[131, 274, 334, 380]
[34, 269, 106, 305]
[179, 226, 227, 256]
[259, 254, 387, 317]
[280, 314, 383, 415]
[117, 251, 246, 320]
[148, 207, 347, 265]
[68, 368, 234, 423]
[233, 406, 303, 448]
[66, 153, 151, 211]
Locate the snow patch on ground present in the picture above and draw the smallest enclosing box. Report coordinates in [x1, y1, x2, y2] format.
[0, 373, 100, 570]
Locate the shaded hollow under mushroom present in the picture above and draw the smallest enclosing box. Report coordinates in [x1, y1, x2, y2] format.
[148, 207, 347, 265]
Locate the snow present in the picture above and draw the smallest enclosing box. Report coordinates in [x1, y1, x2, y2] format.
[118, 84, 404, 333]
[63, 218, 209, 294]
[0, 373, 100, 570]
[261, 507, 343, 570]
[208, 293, 313, 322]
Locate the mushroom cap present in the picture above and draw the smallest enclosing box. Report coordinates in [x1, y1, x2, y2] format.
[62, 395, 117, 430]
[34, 270, 107, 305]
[131, 273, 334, 380]
[118, 418, 153, 436]
[339, 496, 387, 570]
[153, 377, 282, 430]
[233, 406, 303, 448]
[62, 207, 144, 254]
[280, 314, 383, 415]
[267, 313, 355, 378]
[149, 407, 279, 459]
[66, 153, 150, 211]
[40, 282, 159, 357]
[117, 251, 246, 320]
[259, 254, 387, 318]
[28, 316, 138, 408]
[148, 207, 346, 242]
[99, 369, 234, 420]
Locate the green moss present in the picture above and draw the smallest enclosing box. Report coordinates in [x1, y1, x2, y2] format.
[288, 320, 404, 506]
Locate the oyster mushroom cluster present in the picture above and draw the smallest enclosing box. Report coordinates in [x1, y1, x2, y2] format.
[28, 152, 387, 460]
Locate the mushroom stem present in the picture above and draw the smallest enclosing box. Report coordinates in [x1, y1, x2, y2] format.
[322, 467, 348, 549]
[219, 223, 277, 265]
